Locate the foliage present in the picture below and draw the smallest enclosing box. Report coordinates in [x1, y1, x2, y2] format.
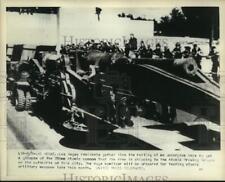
[155, 7, 219, 39]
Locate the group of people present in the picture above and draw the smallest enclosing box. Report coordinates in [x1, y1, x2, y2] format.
[60, 33, 220, 82]
[127, 34, 219, 78]
[126, 34, 220, 82]
[127, 34, 204, 68]
[58, 34, 220, 128]
[60, 39, 122, 55]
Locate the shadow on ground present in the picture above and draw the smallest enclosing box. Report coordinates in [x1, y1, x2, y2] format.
[28, 100, 220, 150]
[144, 123, 220, 150]
[59, 132, 160, 150]
[31, 101, 160, 150]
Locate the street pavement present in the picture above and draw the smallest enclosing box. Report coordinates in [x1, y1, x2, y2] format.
[7, 100, 220, 151]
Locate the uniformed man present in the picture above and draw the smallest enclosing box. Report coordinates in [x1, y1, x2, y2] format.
[116, 97, 134, 128]
[107, 89, 117, 124]
[145, 44, 153, 58]
[60, 45, 67, 54]
[138, 41, 147, 58]
[124, 40, 130, 57]
[160, 104, 177, 124]
[99, 41, 105, 52]
[208, 46, 219, 82]
[90, 39, 98, 50]
[163, 45, 173, 59]
[182, 46, 191, 58]
[104, 41, 111, 53]
[114, 43, 123, 53]
[129, 33, 137, 51]
[192, 43, 203, 69]
[172, 42, 182, 59]
[153, 43, 163, 58]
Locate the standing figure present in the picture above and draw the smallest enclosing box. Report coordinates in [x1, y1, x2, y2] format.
[182, 46, 191, 58]
[160, 104, 177, 124]
[163, 45, 173, 59]
[208, 46, 220, 82]
[145, 44, 153, 58]
[124, 40, 130, 57]
[153, 43, 163, 58]
[172, 42, 182, 59]
[114, 43, 123, 53]
[129, 33, 137, 51]
[192, 44, 203, 69]
[116, 97, 134, 128]
[138, 41, 147, 58]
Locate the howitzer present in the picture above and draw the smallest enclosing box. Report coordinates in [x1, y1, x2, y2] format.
[66, 50, 220, 124]
[132, 57, 199, 77]
[8, 48, 220, 138]
[112, 57, 220, 123]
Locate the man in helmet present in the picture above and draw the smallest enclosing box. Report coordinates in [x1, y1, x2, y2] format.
[182, 46, 191, 58]
[124, 40, 130, 57]
[172, 42, 182, 59]
[129, 33, 137, 51]
[145, 44, 153, 58]
[138, 40, 147, 58]
[153, 43, 163, 58]
[208, 46, 219, 82]
[163, 45, 173, 59]
[116, 97, 134, 128]
[192, 43, 203, 69]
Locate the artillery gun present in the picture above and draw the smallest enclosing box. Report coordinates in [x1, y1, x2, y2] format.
[7, 47, 220, 139]
[131, 57, 219, 123]
[7, 45, 56, 111]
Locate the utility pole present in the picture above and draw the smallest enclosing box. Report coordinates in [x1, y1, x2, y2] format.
[209, 15, 213, 50]
[56, 7, 61, 54]
[95, 7, 102, 21]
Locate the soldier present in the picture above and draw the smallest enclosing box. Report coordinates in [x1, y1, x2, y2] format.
[129, 33, 137, 51]
[124, 41, 130, 57]
[208, 46, 219, 82]
[104, 41, 111, 53]
[138, 41, 147, 58]
[182, 46, 191, 58]
[153, 43, 163, 58]
[192, 43, 203, 69]
[99, 41, 105, 52]
[145, 44, 153, 58]
[114, 43, 123, 53]
[60, 45, 67, 54]
[172, 42, 182, 59]
[160, 104, 176, 124]
[116, 97, 134, 128]
[163, 45, 173, 59]
[90, 39, 98, 50]
[107, 41, 113, 53]
[106, 89, 117, 124]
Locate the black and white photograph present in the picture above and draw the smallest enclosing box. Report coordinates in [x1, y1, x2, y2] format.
[5, 5, 220, 152]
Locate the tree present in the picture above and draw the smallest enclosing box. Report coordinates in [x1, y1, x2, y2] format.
[182, 7, 219, 41]
[155, 7, 219, 42]
[155, 8, 186, 36]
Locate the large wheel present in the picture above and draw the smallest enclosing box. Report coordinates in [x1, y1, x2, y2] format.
[25, 91, 32, 111]
[15, 89, 25, 111]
